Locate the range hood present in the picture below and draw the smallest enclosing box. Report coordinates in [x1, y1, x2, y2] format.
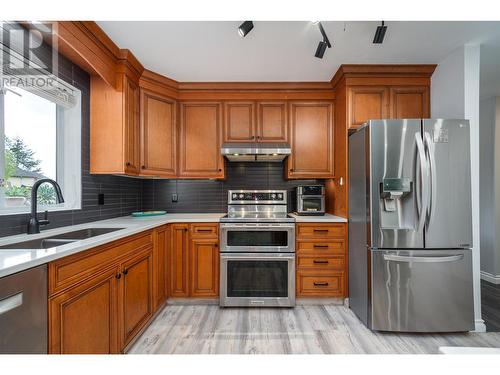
[221, 142, 291, 162]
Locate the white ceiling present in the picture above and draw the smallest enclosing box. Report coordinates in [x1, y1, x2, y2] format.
[97, 21, 500, 83]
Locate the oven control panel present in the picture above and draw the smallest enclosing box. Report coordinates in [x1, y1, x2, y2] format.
[229, 190, 287, 203]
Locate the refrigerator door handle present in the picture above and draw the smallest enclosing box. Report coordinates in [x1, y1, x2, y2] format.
[383, 254, 464, 263]
[415, 133, 429, 233]
[424, 132, 437, 226]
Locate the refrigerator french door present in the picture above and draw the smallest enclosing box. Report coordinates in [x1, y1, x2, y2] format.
[348, 119, 474, 332]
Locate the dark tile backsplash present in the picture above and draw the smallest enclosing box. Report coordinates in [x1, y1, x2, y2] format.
[142, 162, 323, 213]
[0, 44, 322, 238]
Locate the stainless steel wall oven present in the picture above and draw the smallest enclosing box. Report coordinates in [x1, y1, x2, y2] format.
[219, 190, 296, 307]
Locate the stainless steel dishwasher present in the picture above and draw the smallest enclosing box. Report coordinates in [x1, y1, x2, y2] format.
[0, 264, 47, 353]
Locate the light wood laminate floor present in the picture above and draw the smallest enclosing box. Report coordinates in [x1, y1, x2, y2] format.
[128, 304, 500, 354]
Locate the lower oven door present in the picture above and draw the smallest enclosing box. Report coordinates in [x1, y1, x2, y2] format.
[220, 252, 295, 307]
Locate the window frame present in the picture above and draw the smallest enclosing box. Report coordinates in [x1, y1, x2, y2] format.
[0, 86, 82, 216]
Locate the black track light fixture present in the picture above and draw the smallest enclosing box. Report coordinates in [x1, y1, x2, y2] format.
[373, 21, 387, 44]
[238, 21, 254, 37]
[314, 22, 331, 59]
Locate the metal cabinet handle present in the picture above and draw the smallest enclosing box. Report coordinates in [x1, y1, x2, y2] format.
[383, 254, 464, 263]
[313, 260, 329, 264]
[116, 273, 122, 279]
[313, 244, 329, 248]
[313, 282, 329, 287]
[313, 229, 329, 233]
[196, 229, 214, 233]
[0, 292, 23, 315]
[123, 269, 128, 275]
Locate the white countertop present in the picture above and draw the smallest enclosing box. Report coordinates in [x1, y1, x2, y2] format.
[289, 213, 348, 223]
[0, 212, 348, 278]
[0, 213, 225, 278]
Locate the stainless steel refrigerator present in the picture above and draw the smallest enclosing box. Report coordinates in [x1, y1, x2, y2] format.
[348, 119, 474, 332]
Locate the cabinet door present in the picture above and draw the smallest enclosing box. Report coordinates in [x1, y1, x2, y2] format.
[140, 89, 177, 177]
[153, 226, 169, 310]
[190, 238, 219, 297]
[119, 246, 153, 348]
[169, 224, 190, 297]
[224, 102, 256, 143]
[49, 267, 119, 354]
[124, 77, 140, 174]
[390, 86, 430, 119]
[348, 86, 389, 129]
[287, 101, 334, 179]
[257, 101, 288, 143]
[179, 102, 225, 178]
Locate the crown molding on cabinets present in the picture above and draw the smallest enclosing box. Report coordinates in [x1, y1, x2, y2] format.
[53, 21, 144, 88]
[330, 64, 437, 89]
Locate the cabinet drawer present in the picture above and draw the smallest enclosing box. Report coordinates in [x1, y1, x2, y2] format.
[296, 240, 345, 255]
[296, 223, 346, 239]
[190, 223, 218, 238]
[49, 232, 153, 296]
[296, 271, 345, 297]
[297, 255, 344, 270]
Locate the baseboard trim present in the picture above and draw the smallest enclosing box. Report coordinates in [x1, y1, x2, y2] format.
[480, 271, 500, 284]
[474, 319, 487, 332]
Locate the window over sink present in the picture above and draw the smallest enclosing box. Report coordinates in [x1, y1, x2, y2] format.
[0, 84, 82, 215]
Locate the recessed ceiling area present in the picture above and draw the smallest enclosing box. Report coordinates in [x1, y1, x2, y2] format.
[97, 21, 500, 82]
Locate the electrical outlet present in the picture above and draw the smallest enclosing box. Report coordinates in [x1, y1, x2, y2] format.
[98, 193, 104, 205]
[171, 193, 178, 202]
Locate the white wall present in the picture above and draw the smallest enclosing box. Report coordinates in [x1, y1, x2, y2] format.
[480, 97, 496, 276]
[431, 44, 485, 332]
[432, 47, 466, 118]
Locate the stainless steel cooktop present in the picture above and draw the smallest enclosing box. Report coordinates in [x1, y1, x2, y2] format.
[220, 190, 295, 223]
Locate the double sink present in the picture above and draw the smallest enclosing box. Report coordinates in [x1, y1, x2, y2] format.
[0, 227, 125, 250]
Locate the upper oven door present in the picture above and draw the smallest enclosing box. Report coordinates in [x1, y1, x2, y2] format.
[220, 223, 295, 253]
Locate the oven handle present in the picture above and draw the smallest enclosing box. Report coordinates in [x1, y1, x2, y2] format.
[220, 252, 295, 260]
[220, 223, 295, 229]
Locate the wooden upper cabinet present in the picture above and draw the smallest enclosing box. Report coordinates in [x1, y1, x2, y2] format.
[223, 102, 255, 143]
[257, 101, 288, 143]
[118, 246, 153, 348]
[390, 86, 430, 119]
[124, 78, 140, 175]
[189, 238, 219, 297]
[179, 102, 225, 179]
[347, 86, 389, 130]
[140, 89, 177, 177]
[169, 224, 190, 297]
[90, 74, 140, 175]
[287, 101, 334, 179]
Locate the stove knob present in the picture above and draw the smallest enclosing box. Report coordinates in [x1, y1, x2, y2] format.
[239, 194, 244, 199]
[278, 193, 283, 200]
[271, 194, 276, 199]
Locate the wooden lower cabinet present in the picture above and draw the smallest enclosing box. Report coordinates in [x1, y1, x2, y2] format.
[190, 238, 219, 297]
[118, 247, 154, 348]
[296, 270, 345, 297]
[49, 266, 119, 354]
[153, 225, 169, 309]
[295, 223, 347, 298]
[169, 224, 190, 297]
[48, 231, 159, 354]
[168, 223, 219, 298]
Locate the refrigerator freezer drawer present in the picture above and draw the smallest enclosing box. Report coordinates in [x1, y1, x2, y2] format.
[371, 249, 474, 332]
